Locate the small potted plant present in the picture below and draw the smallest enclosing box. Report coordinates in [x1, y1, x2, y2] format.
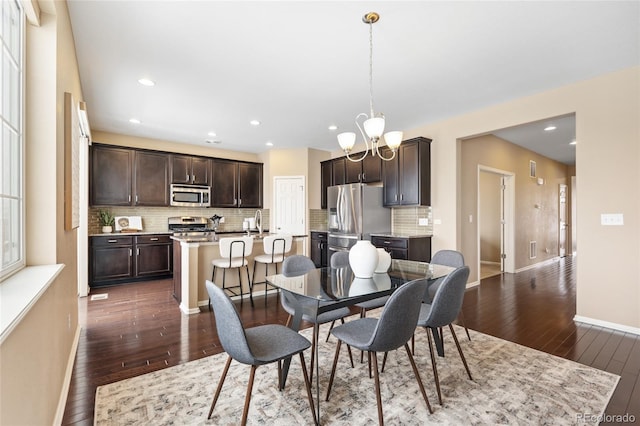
[98, 210, 115, 233]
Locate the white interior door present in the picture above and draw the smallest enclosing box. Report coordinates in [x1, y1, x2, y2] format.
[559, 184, 568, 257]
[273, 176, 305, 235]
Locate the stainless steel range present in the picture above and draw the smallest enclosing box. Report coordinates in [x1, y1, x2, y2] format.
[168, 216, 215, 240]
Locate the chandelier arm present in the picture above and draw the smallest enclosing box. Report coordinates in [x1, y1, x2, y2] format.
[355, 112, 371, 153]
[375, 144, 397, 162]
[345, 150, 369, 162]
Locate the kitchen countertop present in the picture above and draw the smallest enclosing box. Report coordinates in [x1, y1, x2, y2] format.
[90, 231, 173, 237]
[171, 232, 308, 244]
[370, 232, 433, 239]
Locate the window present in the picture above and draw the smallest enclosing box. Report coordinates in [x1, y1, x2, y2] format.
[0, 0, 24, 280]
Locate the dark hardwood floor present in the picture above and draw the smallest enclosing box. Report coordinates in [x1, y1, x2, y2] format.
[62, 256, 639, 425]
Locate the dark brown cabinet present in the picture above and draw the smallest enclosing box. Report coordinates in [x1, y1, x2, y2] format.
[90, 145, 133, 206]
[345, 153, 382, 184]
[171, 154, 210, 185]
[311, 231, 328, 267]
[320, 160, 332, 209]
[134, 151, 170, 206]
[90, 144, 170, 207]
[382, 137, 431, 207]
[135, 235, 172, 277]
[90, 234, 172, 287]
[211, 159, 262, 208]
[172, 239, 182, 302]
[238, 162, 263, 208]
[332, 157, 346, 186]
[371, 235, 432, 262]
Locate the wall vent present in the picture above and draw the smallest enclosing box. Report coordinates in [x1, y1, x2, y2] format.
[529, 241, 537, 259]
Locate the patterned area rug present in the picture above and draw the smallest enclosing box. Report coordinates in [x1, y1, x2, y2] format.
[95, 318, 619, 425]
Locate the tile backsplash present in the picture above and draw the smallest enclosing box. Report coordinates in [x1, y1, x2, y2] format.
[306, 207, 432, 235]
[89, 206, 269, 235]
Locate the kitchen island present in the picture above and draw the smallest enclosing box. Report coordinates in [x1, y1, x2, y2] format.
[172, 232, 307, 314]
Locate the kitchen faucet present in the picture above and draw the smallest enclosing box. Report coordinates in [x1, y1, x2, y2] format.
[255, 210, 263, 236]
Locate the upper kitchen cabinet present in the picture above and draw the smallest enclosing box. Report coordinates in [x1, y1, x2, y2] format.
[211, 159, 263, 208]
[345, 153, 382, 184]
[320, 160, 332, 209]
[382, 137, 431, 207]
[134, 151, 170, 206]
[238, 162, 263, 208]
[332, 157, 346, 186]
[171, 154, 210, 185]
[90, 145, 133, 206]
[90, 144, 170, 207]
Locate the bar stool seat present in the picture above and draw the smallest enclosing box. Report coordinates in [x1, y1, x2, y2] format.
[211, 236, 254, 306]
[251, 234, 293, 305]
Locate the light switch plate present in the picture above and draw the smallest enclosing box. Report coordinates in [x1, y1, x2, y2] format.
[418, 218, 429, 226]
[601, 213, 623, 226]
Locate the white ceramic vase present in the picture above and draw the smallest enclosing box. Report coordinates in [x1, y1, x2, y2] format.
[375, 248, 392, 273]
[102, 225, 113, 233]
[349, 240, 378, 278]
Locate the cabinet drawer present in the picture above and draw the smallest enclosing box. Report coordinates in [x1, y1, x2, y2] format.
[91, 236, 134, 247]
[371, 236, 408, 249]
[135, 234, 172, 245]
[311, 231, 327, 241]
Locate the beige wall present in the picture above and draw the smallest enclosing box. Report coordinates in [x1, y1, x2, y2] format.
[407, 66, 640, 329]
[1, 1, 83, 425]
[461, 134, 571, 276]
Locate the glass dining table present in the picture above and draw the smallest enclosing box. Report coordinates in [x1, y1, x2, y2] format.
[266, 258, 455, 423]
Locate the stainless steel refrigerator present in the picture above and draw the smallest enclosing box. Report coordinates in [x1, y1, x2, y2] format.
[327, 183, 391, 262]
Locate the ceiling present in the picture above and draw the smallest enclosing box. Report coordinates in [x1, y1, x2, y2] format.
[67, 1, 639, 165]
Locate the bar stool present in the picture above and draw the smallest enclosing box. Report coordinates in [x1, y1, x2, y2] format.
[211, 236, 254, 306]
[251, 234, 293, 305]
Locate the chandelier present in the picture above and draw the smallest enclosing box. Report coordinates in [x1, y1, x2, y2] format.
[337, 12, 403, 162]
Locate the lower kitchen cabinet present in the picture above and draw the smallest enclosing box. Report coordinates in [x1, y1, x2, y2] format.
[371, 235, 432, 262]
[172, 239, 182, 302]
[310, 231, 328, 268]
[90, 234, 173, 287]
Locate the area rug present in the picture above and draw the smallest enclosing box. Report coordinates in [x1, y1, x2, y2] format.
[94, 320, 619, 425]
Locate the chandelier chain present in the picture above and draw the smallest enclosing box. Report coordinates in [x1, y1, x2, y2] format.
[368, 20, 374, 118]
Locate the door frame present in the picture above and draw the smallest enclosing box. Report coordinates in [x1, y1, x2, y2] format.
[477, 165, 515, 275]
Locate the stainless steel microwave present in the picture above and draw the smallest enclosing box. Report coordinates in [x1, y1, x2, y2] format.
[170, 184, 211, 207]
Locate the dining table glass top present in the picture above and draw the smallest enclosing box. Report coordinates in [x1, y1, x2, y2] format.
[266, 258, 455, 303]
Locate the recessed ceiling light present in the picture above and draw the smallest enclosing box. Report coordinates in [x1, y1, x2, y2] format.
[129, 118, 141, 124]
[570, 140, 577, 145]
[208, 131, 216, 137]
[137, 78, 155, 87]
[328, 125, 338, 131]
[250, 120, 261, 126]
[266, 141, 273, 147]
[205, 140, 221, 144]
[544, 126, 556, 131]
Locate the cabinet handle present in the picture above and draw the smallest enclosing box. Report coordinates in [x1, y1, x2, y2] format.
[186, 173, 189, 181]
[358, 173, 361, 181]
[135, 195, 139, 204]
[150, 237, 159, 241]
[400, 194, 404, 201]
[129, 248, 132, 256]
[192, 174, 195, 182]
[136, 248, 140, 256]
[238, 198, 242, 205]
[128, 194, 131, 202]
[362, 173, 366, 181]
[108, 239, 117, 243]
[395, 194, 398, 201]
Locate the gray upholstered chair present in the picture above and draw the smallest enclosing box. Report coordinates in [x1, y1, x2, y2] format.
[205, 280, 316, 426]
[331, 250, 390, 363]
[417, 265, 473, 405]
[426, 249, 471, 341]
[251, 234, 293, 305]
[325, 278, 433, 425]
[280, 255, 354, 383]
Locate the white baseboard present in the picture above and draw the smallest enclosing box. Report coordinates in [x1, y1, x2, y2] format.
[573, 315, 640, 336]
[55, 324, 81, 426]
[466, 280, 480, 289]
[480, 261, 500, 265]
[515, 256, 560, 273]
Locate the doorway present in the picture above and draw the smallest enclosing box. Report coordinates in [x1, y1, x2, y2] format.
[272, 176, 305, 235]
[478, 166, 515, 279]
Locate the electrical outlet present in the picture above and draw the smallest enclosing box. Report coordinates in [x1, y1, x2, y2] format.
[601, 213, 623, 226]
[433, 219, 442, 225]
[418, 218, 429, 226]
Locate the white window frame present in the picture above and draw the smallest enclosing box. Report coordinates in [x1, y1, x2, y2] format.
[0, 0, 25, 281]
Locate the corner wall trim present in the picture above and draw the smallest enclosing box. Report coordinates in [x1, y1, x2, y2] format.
[55, 324, 81, 425]
[574, 315, 640, 336]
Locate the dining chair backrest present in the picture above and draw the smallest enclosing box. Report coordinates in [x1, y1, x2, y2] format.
[421, 266, 470, 329]
[263, 234, 293, 255]
[365, 278, 429, 353]
[330, 251, 350, 268]
[219, 236, 254, 259]
[282, 255, 315, 277]
[431, 250, 465, 268]
[205, 280, 255, 365]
